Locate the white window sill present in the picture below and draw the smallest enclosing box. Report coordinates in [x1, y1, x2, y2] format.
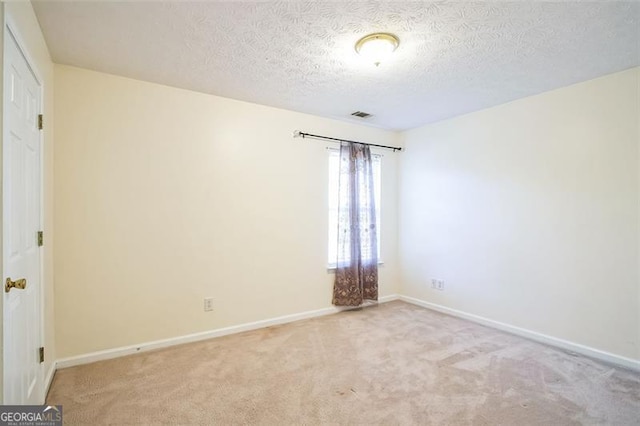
[327, 261, 384, 272]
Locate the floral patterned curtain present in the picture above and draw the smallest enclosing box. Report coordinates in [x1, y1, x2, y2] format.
[332, 142, 378, 306]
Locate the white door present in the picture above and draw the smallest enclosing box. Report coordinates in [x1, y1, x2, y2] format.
[3, 27, 43, 405]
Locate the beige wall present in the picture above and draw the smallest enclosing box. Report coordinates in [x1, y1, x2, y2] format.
[53, 65, 400, 358]
[399, 68, 640, 360]
[51, 48, 639, 364]
[1, 1, 56, 399]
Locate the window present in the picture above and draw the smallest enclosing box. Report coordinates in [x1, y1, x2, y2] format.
[328, 149, 381, 267]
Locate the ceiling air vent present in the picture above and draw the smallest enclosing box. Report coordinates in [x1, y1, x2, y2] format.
[351, 111, 372, 118]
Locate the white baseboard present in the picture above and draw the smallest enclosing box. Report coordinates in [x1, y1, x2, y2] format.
[400, 295, 640, 373]
[56, 294, 400, 369]
[51, 293, 640, 375]
[42, 361, 56, 403]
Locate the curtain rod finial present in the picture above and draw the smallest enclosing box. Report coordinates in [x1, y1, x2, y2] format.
[293, 130, 301, 138]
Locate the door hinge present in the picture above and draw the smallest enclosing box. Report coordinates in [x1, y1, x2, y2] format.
[37, 231, 44, 247]
[39, 347, 45, 363]
[38, 114, 43, 130]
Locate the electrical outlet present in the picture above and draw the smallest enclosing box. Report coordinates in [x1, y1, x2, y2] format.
[204, 297, 214, 312]
[430, 279, 445, 291]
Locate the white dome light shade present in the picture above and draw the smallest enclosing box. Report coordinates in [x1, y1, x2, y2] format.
[355, 33, 400, 66]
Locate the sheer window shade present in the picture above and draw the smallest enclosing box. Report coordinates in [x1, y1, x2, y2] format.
[328, 149, 381, 267]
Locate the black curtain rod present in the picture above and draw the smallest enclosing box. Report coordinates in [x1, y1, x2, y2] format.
[294, 131, 402, 152]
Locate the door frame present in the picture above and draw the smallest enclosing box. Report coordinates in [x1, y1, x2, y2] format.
[2, 14, 46, 404]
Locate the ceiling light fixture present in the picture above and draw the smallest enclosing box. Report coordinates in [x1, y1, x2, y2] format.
[355, 32, 400, 67]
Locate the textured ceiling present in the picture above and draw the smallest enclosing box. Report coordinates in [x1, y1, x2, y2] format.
[33, 1, 639, 130]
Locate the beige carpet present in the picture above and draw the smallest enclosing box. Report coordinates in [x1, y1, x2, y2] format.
[47, 301, 640, 425]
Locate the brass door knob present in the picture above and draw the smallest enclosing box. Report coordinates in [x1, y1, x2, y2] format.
[5, 277, 26, 293]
